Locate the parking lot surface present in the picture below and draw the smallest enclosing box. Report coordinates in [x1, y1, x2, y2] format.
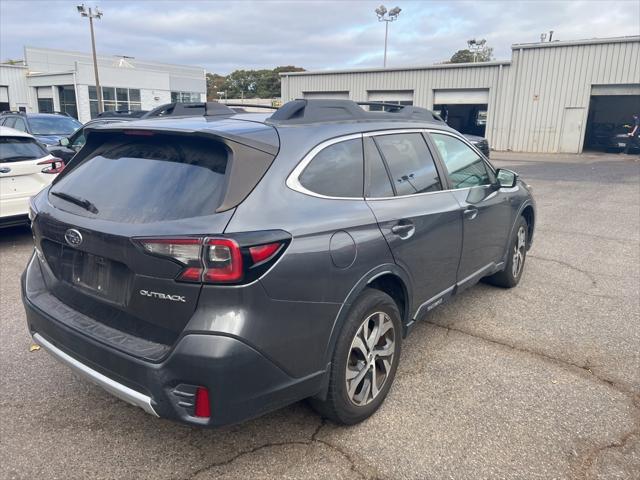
[1, 152, 638, 480]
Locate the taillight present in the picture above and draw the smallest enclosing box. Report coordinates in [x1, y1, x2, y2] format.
[204, 238, 243, 283]
[38, 157, 65, 174]
[249, 242, 282, 264]
[134, 233, 289, 285]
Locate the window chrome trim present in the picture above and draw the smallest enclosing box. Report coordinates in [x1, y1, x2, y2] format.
[286, 127, 494, 200]
[286, 133, 364, 200]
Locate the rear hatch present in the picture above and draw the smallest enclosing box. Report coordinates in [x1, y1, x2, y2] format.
[0, 135, 57, 214]
[31, 119, 279, 357]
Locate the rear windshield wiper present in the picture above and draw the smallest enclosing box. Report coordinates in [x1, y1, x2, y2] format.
[51, 191, 99, 214]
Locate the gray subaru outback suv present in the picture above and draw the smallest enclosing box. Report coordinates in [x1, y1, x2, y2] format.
[22, 100, 535, 426]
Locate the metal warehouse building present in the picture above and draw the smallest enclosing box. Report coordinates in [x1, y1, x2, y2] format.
[0, 47, 206, 123]
[281, 36, 640, 153]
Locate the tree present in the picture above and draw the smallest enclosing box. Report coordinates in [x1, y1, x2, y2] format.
[206, 73, 226, 101]
[449, 39, 493, 63]
[206, 66, 306, 100]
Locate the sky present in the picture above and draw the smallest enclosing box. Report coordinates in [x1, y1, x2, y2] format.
[1, 0, 639, 74]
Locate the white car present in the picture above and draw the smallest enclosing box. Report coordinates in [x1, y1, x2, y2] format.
[0, 126, 64, 226]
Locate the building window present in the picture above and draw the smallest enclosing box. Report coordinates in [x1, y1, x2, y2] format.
[171, 91, 201, 103]
[0, 86, 10, 112]
[58, 85, 78, 119]
[89, 86, 142, 118]
[37, 98, 54, 113]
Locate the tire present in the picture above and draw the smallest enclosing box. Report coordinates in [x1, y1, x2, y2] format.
[309, 288, 402, 425]
[485, 215, 529, 288]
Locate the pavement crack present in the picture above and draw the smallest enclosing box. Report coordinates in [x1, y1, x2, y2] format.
[179, 417, 374, 480]
[425, 320, 638, 399]
[529, 255, 598, 286]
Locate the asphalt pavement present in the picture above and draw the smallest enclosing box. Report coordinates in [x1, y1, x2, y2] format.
[1, 151, 638, 480]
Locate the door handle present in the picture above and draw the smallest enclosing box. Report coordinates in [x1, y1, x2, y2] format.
[391, 221, 415, 239]
[463, 207, 478, 220]
[0, 167, 11, 174]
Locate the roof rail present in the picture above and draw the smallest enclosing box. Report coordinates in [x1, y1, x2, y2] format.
[224, 103, 279, 110]
[267, 99, 444, 125]
[0, 110, 26, 116]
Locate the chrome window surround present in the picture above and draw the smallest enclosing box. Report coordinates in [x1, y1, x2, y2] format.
[286, 128, 496, 201]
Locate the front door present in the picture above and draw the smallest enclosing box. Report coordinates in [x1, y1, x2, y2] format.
[429, 132, 513, 286]
[364, 132, 462, 313]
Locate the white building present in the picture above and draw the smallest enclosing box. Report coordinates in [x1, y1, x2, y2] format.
[281, 36, 640, 153]
[0, 47, 206, 123]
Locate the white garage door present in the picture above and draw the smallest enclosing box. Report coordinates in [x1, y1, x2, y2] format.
[367, 90, 414, 102]
[433, 89, 489, 105]
[303, 91, 349, 100]
[591, 84, 640, 96]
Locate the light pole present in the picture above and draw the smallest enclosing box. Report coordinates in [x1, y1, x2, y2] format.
[77, 4, 104, 113]
[375, 5, 401, 68]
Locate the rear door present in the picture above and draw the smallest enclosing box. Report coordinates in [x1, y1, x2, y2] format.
[364, 131, 462, 315]
[428, 131, 513, 286]
[0, 135, 54, 217]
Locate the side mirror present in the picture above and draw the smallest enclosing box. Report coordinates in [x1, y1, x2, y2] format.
[496, 169, 518, 188]
[59, 137, 70, 147]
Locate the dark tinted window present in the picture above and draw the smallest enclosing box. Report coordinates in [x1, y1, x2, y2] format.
[0, 137, 48, 162]
[299, 138, 363, 198]
[374, 133, 441, 196]
[364, 137, 394, 198]
[431, 133, 492, 188]
[50, 134, 228, 222]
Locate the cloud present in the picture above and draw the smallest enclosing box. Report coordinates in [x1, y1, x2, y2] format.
[1, 0, 638, 74]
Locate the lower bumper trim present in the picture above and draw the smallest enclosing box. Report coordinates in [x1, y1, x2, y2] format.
[33, 332, 159, 417]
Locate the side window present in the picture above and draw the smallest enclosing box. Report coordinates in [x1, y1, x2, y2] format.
[71, 129, 86, 148]
[431, 133, 493, 189]
[364, 137, 394, 198]
[12, 117, 27, 132]
[298, 138, 363, 198]
[374, 133, 441, 196]
[4, 117, 16, 128]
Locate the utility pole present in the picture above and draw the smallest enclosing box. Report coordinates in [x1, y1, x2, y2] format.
[375, 5, 402, 68]
[77, 4, 104, 113]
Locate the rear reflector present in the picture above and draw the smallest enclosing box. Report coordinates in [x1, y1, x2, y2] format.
[194, 386, 211, 418]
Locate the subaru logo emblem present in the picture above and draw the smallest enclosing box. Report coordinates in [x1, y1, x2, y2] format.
[64, 229, 83, 247]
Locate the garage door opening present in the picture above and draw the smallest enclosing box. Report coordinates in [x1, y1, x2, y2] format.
[433, 104, 488, 137]
[583, 92, 640, 151]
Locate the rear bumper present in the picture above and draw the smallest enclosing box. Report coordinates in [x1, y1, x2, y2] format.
[22, 255, 326, 426]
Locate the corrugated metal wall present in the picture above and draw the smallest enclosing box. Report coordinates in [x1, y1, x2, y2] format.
[281, 37, 640, 153]
[0, 65, 32, 110]
[506, 39, 640, 152]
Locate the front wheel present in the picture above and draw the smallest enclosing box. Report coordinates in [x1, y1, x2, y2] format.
[309, 288, 402, 425]
[485, 216, 528, 288]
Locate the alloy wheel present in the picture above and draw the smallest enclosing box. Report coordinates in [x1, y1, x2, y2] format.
[512, 225, 527, 278]
[345, 311, 396, 406]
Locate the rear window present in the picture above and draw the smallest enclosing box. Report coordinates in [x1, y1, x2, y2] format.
[0, 137, 48, 162]
[50, 134, 228, 222]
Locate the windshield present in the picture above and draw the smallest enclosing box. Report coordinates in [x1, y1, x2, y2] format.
[0, 137, 48, 162]
[29, 116, 82, 135]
